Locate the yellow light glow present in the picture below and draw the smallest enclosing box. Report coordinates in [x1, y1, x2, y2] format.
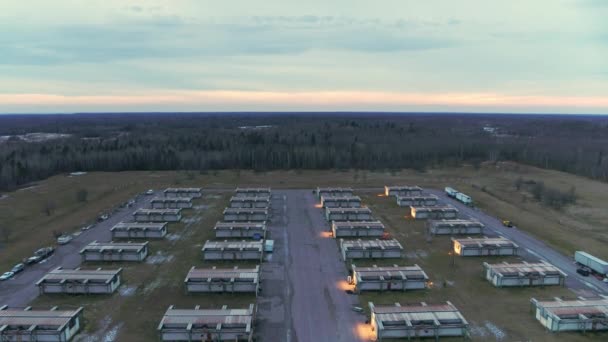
[336, 279, 355, 291]
[354, 322, 374, 340]
[314, 204, 323, 208]
[319, 231, 333, 238]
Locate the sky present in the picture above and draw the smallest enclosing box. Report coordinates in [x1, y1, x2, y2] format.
[0, 0, 607, 114]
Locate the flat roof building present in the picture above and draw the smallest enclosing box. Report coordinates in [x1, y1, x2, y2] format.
[185, 266, 260, 294]
[164, 187, 202, 198]
[384, 185, 423, 197]
[202, 240, 264, 262]
[340, 239, 403, 260]
[80, 241, 149, 262]
[223, 208, 268, 222]
[316, 187, 354, 199]
[158, 304, 256, 342]
[36, 267, 122, 295]
[369, 302, 468, 341]
[325, 207, 373, 222]
[452, 237, 518, 256]
[235, 187, 271, 198]
[111, 222, 168, 239]
[133, 208, 181, 222]
[151, 197, 193, 209]
[396, 195, 438, 207]
[410, 206, 458, 220]
[430, 219, 484, 235]
[331, 221, 385, 238]
[0, 306, 84, 342]
[530, 296, 608, 332]
[214, 222, 266, 239]
[229, 196, 270, 209]
[484, 261, 567, 287]
[351, 264, 429, 293]
[320, 195, 362, 208]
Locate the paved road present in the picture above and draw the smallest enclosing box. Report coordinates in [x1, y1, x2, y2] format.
[0, 193, 156, 307]
[427, 189, 608, 296]
[257, 190, 366, 342]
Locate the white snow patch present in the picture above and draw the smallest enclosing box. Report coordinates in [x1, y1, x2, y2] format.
[102, 323, 123, 342]
[146, 251, 174, 264]
[484, 321, 506, 340]
[165, 233, 181, 241]
[118, 286, 136, 297]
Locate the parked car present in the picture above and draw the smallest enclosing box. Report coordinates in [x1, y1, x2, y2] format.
[502, 220, 514, 228]
[81, 224, 94, 231]
[11, 263, 24, 274]
[145, 189, 154, 195]
[98, 214, 109, 222]
[57, 235, 73, 245]
[25, 255, 42, 265]
[0, 272, 14, 281]
[264, 240, 274, 253]
[577, 267, 590, 276]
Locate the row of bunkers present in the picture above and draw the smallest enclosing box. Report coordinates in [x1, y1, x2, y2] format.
[163, 187, 272, 342]
[0, 187, 197, 341]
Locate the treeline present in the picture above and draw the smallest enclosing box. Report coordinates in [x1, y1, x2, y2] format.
[0, 113, 607, 191]
[515, 177, 577, 209]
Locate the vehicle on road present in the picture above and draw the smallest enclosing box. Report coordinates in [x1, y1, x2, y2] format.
[502, 220, 514, 228]
[26, 246, 55, 264]
[577, 267, 590, 276]
[603, 278, 608, 283]
[264, 240, 274, 253]
[81, 224, 94, 231]
[574, 251, 608, 275]
[0, 272, 14, 281]
[351, 306, 363, 313]
[57, 235, 73, 245]
[145, 189, 154, 195]
[10, 263, 24, 274]
[98, 214, 109, 222]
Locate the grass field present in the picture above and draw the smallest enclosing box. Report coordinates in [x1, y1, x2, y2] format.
[0, 164, 607, 340]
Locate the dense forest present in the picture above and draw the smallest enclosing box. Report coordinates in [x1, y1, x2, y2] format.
[1, 113, 608, 191]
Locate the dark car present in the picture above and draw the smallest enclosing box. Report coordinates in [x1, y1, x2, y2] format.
[11, 263, 25, 274]
[576, 268, 590, 276]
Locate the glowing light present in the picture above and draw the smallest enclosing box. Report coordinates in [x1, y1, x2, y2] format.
[314, 204, 323, 208]
[336, 279, 355, 291]
[376, 194, 387, 197]
[319, 231, 333, 238]
[354, 322, 374, 340]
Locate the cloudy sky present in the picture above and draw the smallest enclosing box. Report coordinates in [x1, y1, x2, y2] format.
[0, 0, 607, 114]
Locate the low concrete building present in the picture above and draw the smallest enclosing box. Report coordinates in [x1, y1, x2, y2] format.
[223, 208, 268, 222]
[133, 208, 181, 222]
[429, 219, 484, 235]
[235, 187, 271, 198]
[80, 241, 149, 262]
[164, 187, 202, 198]
[340, 239, 403, 260]
[185, 266, 260, 294]
[351, 264, 429, 293]
[0, 306, 84, 342]
[325, 207, 373, 222]
[384, 185, 423, 197]
[202, 240, 264, 262]
[320, 195, 361, 208]
[332, 221, 385, 238]
[483, 261, 567, 287]
[316, 187, 354, 199]
[214, 222, 267, 239]
[111, 222, 168, 239]
[151, 197, 193, 209]
[158, 304, 256, 342]
[229, 196, 270, 209]
[369, 302, 469, 341]
[530, 296, 608, 332]
[410, 205, 458, 220]
[36, 267, 122, 295]
[452, 237, 518, 256]
[396, 195, 438, 207]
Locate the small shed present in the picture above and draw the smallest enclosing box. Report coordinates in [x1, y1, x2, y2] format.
[36, 267, 123, 294]
[396, 195, 438, 207]
[235, 187, 271, 198]
[0, 306, 84, 342]
[351, 264, 429, 293]
[325, 207, 373, 222]
[214, 222, 267, 239]
[452, 237, 518, 256]
[223, 208, 268, 222]
[229, 196, 270, 209]
[111, 222, 168, 239]
[133, 208, 181, 222]
[151, 198, 193, 209]
[369, 301, 469, 340]
[80, 241, 149, 262]
[331, 221, 385, 238]
[158, 304, 256, 341]
[384, 185, 423, 197]
[320, 195, 362, 208]
[164, 187, 202, 198]
[483, 261, 567, 287]
[340, 239, 403, 260]
[316, 187, 354, 199]
[202, 240, 264, 262]
[530, 296, 608, 332]
[429, 219, 484, 235]
[185, 266, 260, 294]
[410, 206, 458, 220]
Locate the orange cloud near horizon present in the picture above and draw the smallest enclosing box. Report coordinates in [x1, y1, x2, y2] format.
[0, 90, 607, 109]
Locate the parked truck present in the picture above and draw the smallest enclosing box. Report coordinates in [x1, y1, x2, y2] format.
[575, 251, 608, 275]
[455, 192, 472, 205]
[445, 187, 458, 197]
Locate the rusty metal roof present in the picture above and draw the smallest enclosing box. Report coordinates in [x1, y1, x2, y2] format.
[214, 222, 266, 230]
[340, 239, 403, 250]
[186, 266, 260, 282]
[385, 186, 423, 191]
[453, 237, 517, 248]
[411, 205, 458, 213]
[326, 207, 372, 214]
[532, 297, 608, 317]
[36, 268, 122, 284]
[80, 241, 148, 254]
[370, 302, 467, 326]
[332, 221, 385, 229]
[396, 195, 438, 201]
[0, 307, 83, 329]
[202, 240, 263, 251]
[158, 305, 255, 330]
[485, 261, 566, 277]
[112, 222, 167, 230]
[430, 219, 483, 228]
[353, 265, 428, 281]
